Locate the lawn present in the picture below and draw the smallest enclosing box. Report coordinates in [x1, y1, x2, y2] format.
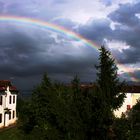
[0, 127, 23, 140]
[0, 126, 42, 140]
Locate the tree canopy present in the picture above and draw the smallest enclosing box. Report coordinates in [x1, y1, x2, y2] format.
[17, 46, 126, 140]
[96, 46, 125, 110]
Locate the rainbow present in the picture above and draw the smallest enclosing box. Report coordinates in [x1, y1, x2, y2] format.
[0, 15, 139, 82]
[0, 15, 99, 50]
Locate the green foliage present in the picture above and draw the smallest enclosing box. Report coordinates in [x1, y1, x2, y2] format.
[17, 99, 36, 134]
[17, 47, 127, 140]
[96, 46, 125, 110]
[95, 46, 126, 139]
[18, 73, 70, 139]
[0, 127, 23, 140]
[127, 100, 140, 139]
[112, 116, 130, 140]
[18, 74, 114, 140]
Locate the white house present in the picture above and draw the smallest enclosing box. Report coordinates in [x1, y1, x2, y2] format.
[0, 80, 18, 128]
[80, 84, 140, 118]
[114, 85, 140, 117]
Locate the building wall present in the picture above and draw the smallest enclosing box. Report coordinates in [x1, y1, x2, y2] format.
[114, 93, 140, 117]
[0, 95, 6, 128]
[132, 93, 140, 106]
[114, 93, 132, 117]
[0, 87, 17, 128]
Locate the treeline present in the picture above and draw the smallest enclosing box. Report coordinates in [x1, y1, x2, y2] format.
[17, 46, 140, 140]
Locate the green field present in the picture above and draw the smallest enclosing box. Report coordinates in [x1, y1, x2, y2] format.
[0, 127, 22, 140]
[0, 127, 43, 140]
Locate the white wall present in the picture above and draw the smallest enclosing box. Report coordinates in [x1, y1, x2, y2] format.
[5, 88, 17, 126]
[0, 87, 17, 128]
[0, 95, 6, 128]
[114, 93, 132, 117]
[114, 93, 140, 117]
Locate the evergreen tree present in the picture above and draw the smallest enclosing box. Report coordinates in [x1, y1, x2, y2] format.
[96, 46, 125, 110]
[71, 75, 81, 99]
[31, 73, 69, 140]
[18, 74, 63, 139]
[112, 116, 130, 140]
[128, 100, 140, 139]
[68, 76, 85, 140]
[18, 46, 126, 140]
[95, 46, 126, 139]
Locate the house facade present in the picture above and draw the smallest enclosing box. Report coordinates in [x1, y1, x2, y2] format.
[0, 80, 18, 128]
[80, 84, 140, 118]
[114, 86, 140, 117]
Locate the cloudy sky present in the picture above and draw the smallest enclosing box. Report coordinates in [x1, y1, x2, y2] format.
[0, 0, 140, 90]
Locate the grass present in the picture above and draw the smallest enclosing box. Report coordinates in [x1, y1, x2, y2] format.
[0, 126, 42, 140]
[0, 127, 23, 140]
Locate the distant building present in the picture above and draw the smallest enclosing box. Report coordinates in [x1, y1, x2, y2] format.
[0, 80, 18, 128]
[115, 85, 140, 117]
[80, 84, 140, 118]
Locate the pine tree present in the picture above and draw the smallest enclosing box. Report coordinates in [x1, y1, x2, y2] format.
[96, 46, 125, 110]
[94, 46, 126, 139]
[128, 100, 140, 139]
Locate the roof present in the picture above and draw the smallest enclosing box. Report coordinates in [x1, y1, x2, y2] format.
[122, 85, 140, 93]
[79, 84, 140, 93]
[0, 80, 18, 92]
[0, 80, 11, 87]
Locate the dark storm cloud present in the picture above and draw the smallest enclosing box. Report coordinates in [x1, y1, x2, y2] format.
[0, 1, 5, 12]
[77, 19, 113, 45]
[133, 69, 140, 80]
[5, 2, 42, 17]
[107, 2, 140, 64]
[0, 23, 98, 90]
[75, 2, 140, 65]
[0, 27, 55, 75]
[51, 18, 77, 30]
[116, 47, 140, 64]
[0, 0, 139, 88]
[109, 2, 140, 26]
[0, 0, 60, 20]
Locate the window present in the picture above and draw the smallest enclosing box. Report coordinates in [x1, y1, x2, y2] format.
[127, 105, 131, 110]
[13, 111, 15, 118]
[0, 114, 2, 123]
[9, 112, 11, 120]
[13, 96, 15, 104]
[0, 96, 2, 105]
[9, 96, 12, 104]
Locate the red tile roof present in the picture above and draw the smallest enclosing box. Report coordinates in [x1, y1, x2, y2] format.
[80, 84, 140, 93]
[0, 80, 17, 91]
[0, 80, 11, 87]
[123, 85, 140, 93]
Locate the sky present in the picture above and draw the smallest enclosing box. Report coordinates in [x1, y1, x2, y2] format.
[0, 0, 140, 90]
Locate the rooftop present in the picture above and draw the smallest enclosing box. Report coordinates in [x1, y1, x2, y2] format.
[123, 85, 140, 93]
[0, 80, 17, 92]
[79, 84, 140, 93]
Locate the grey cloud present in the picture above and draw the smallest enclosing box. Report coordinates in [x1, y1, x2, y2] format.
[0, 23, 98, 89]
[100, 0, 112, 6]
[77, 19, 113, 45]
[69, 2, 140, 67]
[0, 0, 139, 88]
[106, 2, 140, 64]
[51, 18, 77, 30]
[51, 0, 68, 4]
[133, 70, 140, 80]
[0, 2, 5, 12]
[0, 0, 59, 20]
[109, 2, 140, 26]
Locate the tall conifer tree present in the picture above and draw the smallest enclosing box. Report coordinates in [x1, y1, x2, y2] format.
[96, 46, 125, 110]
